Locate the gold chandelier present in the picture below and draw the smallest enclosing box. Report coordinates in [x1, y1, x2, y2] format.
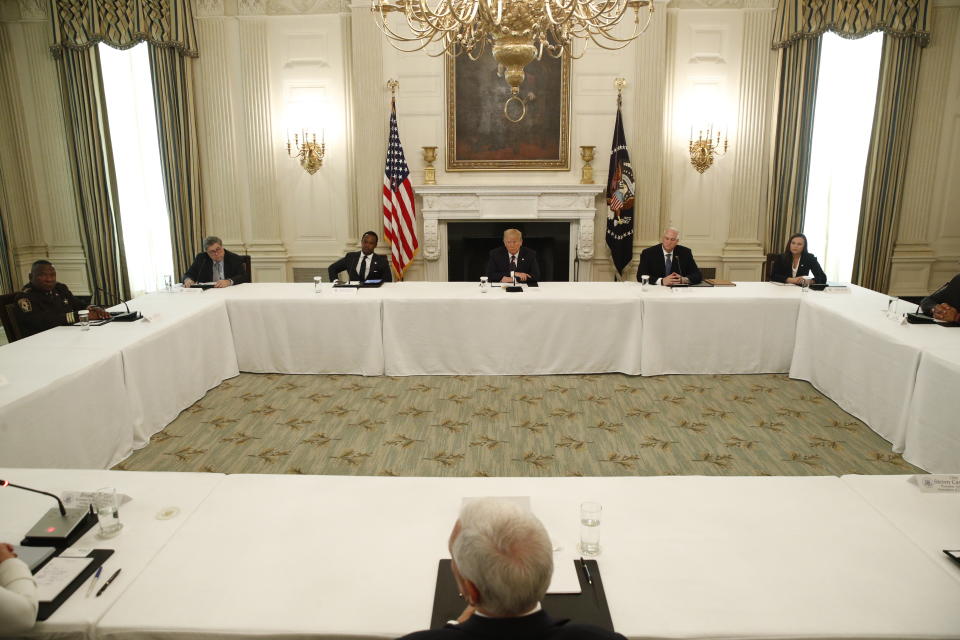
[372, 0, 654, 121]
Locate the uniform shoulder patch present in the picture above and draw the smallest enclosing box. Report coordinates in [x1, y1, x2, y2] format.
[17, 297, 32, 312]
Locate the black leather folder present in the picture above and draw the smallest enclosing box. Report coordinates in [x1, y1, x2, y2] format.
[429, 559, 614, 631]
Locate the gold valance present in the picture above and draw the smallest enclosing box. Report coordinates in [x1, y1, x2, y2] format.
[773, 0, 930, 49]
[49, 0, 198, 58]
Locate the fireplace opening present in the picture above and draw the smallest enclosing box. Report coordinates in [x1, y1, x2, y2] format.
[447, 221, 571, 282]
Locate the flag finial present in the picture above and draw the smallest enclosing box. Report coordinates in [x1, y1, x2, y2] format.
[614, 77, 626, 109]
[387, 79, 399, 97]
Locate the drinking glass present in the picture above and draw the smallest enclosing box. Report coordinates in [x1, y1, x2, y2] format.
[94, 488, 123, 538]
[579, 501, 602, 556]
[479, 276, 489, 293]
[163, 274, 173, 292]
[886, 296, 897, 319]
[640, 274, 649, 291]
[314, 276, 323, 293]
[78, 309, 90, 331]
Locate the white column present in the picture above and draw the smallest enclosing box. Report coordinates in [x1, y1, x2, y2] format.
[632, 0, 669, 248]
[194, 14, 244, 248]
[238, 15, 288, 281]
[722, 5, 775, 281]
[347, 1, 388, 250]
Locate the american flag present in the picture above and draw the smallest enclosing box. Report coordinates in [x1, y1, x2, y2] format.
[382, 98, 418, 279]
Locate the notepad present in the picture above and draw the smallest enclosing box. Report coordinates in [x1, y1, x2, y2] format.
[34, 557, 93, 602]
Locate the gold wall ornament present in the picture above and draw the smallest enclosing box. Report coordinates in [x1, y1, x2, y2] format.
[373, 0, 654, 121]
[422, 146, 438, 184]
[287, 130, 326, 175]
[579, 145, 595, 184]
[689, 127, 728, 174]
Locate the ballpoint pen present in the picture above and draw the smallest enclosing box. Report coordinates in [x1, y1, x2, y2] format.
[86, 566, 102, 597]
[580, 557, 593, 586]
[96, 568, 121, 597]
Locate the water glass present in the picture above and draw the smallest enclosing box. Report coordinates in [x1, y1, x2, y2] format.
[479, 276, 489, 293]
[640, 274, 649, 291]
[314, 276, 323, 293]
[579, 501, 602, 556]
[78, 309, 90, 331]
[886, 296, 897, 319]
[95, 488, 123, 538]
[163, 274, 173, 292]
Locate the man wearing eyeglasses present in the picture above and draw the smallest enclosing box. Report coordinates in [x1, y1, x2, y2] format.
[183, 236, 248, 288]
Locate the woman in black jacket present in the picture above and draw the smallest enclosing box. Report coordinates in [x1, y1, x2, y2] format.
[770, 233, 827, 286]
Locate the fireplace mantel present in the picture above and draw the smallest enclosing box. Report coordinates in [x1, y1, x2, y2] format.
[414, 184, 604, 281]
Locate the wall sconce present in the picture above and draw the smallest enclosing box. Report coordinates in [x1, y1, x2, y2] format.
[287, 129, 325, 175]
[689, 127, 728, 173]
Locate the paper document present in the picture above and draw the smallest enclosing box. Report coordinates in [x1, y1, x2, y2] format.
[548, 554, 583, 594]
[34, 557, 93, 602]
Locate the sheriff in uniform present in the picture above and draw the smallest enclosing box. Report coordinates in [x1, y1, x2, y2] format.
[13, 260, 109, 338]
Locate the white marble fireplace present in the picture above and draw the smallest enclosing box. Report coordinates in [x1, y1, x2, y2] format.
[414, 184, 605, 281]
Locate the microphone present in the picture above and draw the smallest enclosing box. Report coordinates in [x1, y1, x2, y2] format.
[1, 479, 98, 548]
[92, 286, 142, 322]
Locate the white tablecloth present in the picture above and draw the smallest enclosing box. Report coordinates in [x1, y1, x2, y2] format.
[0, 468, 225, 640]
[0, 293, 238, 467]
[380, 282, 644, 375]
[790, 288, 952, 453]
[640, 282, 801, 375]
[841, 474, 960, 584]
[903, 347, 960, 473]
[218, 284, 383, 375]
[98, 474, 960, 640]
[0, 341, 132, 469]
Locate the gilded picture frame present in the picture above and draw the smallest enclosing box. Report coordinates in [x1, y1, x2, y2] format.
[446, 53, 570, 171]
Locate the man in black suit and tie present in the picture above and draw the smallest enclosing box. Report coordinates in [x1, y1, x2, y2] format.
[183, 236, 248, 288]
[396, 499, 626, 640]
[486, 229, 541, 283]
[920, 273, 960, 323]
[328, 231, 393, 283]
[637, 227, 702, 286]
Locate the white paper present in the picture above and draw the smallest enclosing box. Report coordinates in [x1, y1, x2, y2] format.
[34, 557, 93, 602]
[62, 490, 132, 510]
[548, 553, 583, 594]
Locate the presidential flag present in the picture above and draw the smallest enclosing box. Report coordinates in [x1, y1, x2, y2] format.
[605, 100, 635, 278]
[383, 98, 418, 279]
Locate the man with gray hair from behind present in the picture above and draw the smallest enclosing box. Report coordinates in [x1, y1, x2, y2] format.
[397, 498, 626, 640]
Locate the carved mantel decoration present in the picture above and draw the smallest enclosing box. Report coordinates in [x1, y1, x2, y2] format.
[414, 184, 603, 280]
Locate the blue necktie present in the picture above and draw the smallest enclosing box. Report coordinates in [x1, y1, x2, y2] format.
[664, 253, 672, 277]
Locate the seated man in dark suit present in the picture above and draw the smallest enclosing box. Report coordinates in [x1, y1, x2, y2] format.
[397, 498, 626, 640]
[637, 227, 702, 286]
[13, 260, 109, 338]
[486, 228, 541, 283]
[183, 236, 248, 288]
[328, 231, 393, 283]
[920, 273, 960, 323]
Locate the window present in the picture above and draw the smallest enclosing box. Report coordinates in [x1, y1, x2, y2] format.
[99, 42, 174, 297]
[803, 32, 883, 283]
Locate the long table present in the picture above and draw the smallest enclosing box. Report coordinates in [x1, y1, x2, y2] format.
[1, 282, 957, 472]
[3, 470, 957, 639]
[0, 468, 225, 640]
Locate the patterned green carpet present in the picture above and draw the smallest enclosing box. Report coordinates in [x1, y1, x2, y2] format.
[115, 372, 922, 477]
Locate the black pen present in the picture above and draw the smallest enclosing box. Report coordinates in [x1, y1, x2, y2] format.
[580, 557, 593, 586]
[96, 568, 121, 597]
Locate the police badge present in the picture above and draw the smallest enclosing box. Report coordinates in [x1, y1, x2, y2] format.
[17, 297, 32, 313]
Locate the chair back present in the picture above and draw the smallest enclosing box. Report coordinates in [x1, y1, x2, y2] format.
[762, 253, 778, 282]
[0, 293, 23, 343]
[240, 254, 252, 283]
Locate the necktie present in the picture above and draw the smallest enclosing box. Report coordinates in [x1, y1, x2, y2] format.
[510, 255, 517, 271]
[664, 253, 673, 277]
[359, 256, 368, 281]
